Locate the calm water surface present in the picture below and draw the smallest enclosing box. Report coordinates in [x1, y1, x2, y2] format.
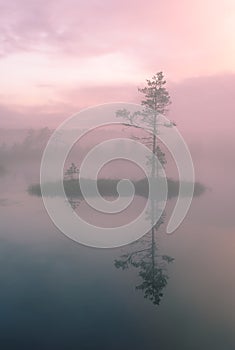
[0, 151, 235, 350]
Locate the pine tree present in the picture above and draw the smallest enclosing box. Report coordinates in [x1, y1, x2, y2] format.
[116, 71, 173, 177]
[114, 73, 175, 306]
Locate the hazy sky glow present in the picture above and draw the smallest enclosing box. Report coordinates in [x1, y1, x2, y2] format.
[0, 0, 235, 128]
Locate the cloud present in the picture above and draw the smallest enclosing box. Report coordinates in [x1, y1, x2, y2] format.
[169, 73, 235, 134]
[57, 83, 140, 106]
[1, 0, 234, 76]
[1, 73, 235, 136]
[0, 0, 146, 58]
[0, 101, 73, 128]
[0, 0, 235, 110]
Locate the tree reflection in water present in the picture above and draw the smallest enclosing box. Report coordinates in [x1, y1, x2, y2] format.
[114, 213, 174, 306]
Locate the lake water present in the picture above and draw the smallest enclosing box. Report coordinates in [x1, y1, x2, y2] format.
[0, 145, 235, 350]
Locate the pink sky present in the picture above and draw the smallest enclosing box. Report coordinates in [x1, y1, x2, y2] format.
[0, 0, 235, 130]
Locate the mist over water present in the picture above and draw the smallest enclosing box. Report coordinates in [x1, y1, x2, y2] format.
[1, 0, 235, 345]
[0, 125, 234, 350]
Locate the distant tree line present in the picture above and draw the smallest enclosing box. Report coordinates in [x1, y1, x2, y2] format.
[0, 127, 51, 162]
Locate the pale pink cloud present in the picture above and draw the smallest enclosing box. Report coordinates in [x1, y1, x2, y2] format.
[0, 0, 235, 129]
[1, 74, 235, 137]
[1, 0, 235, 71]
